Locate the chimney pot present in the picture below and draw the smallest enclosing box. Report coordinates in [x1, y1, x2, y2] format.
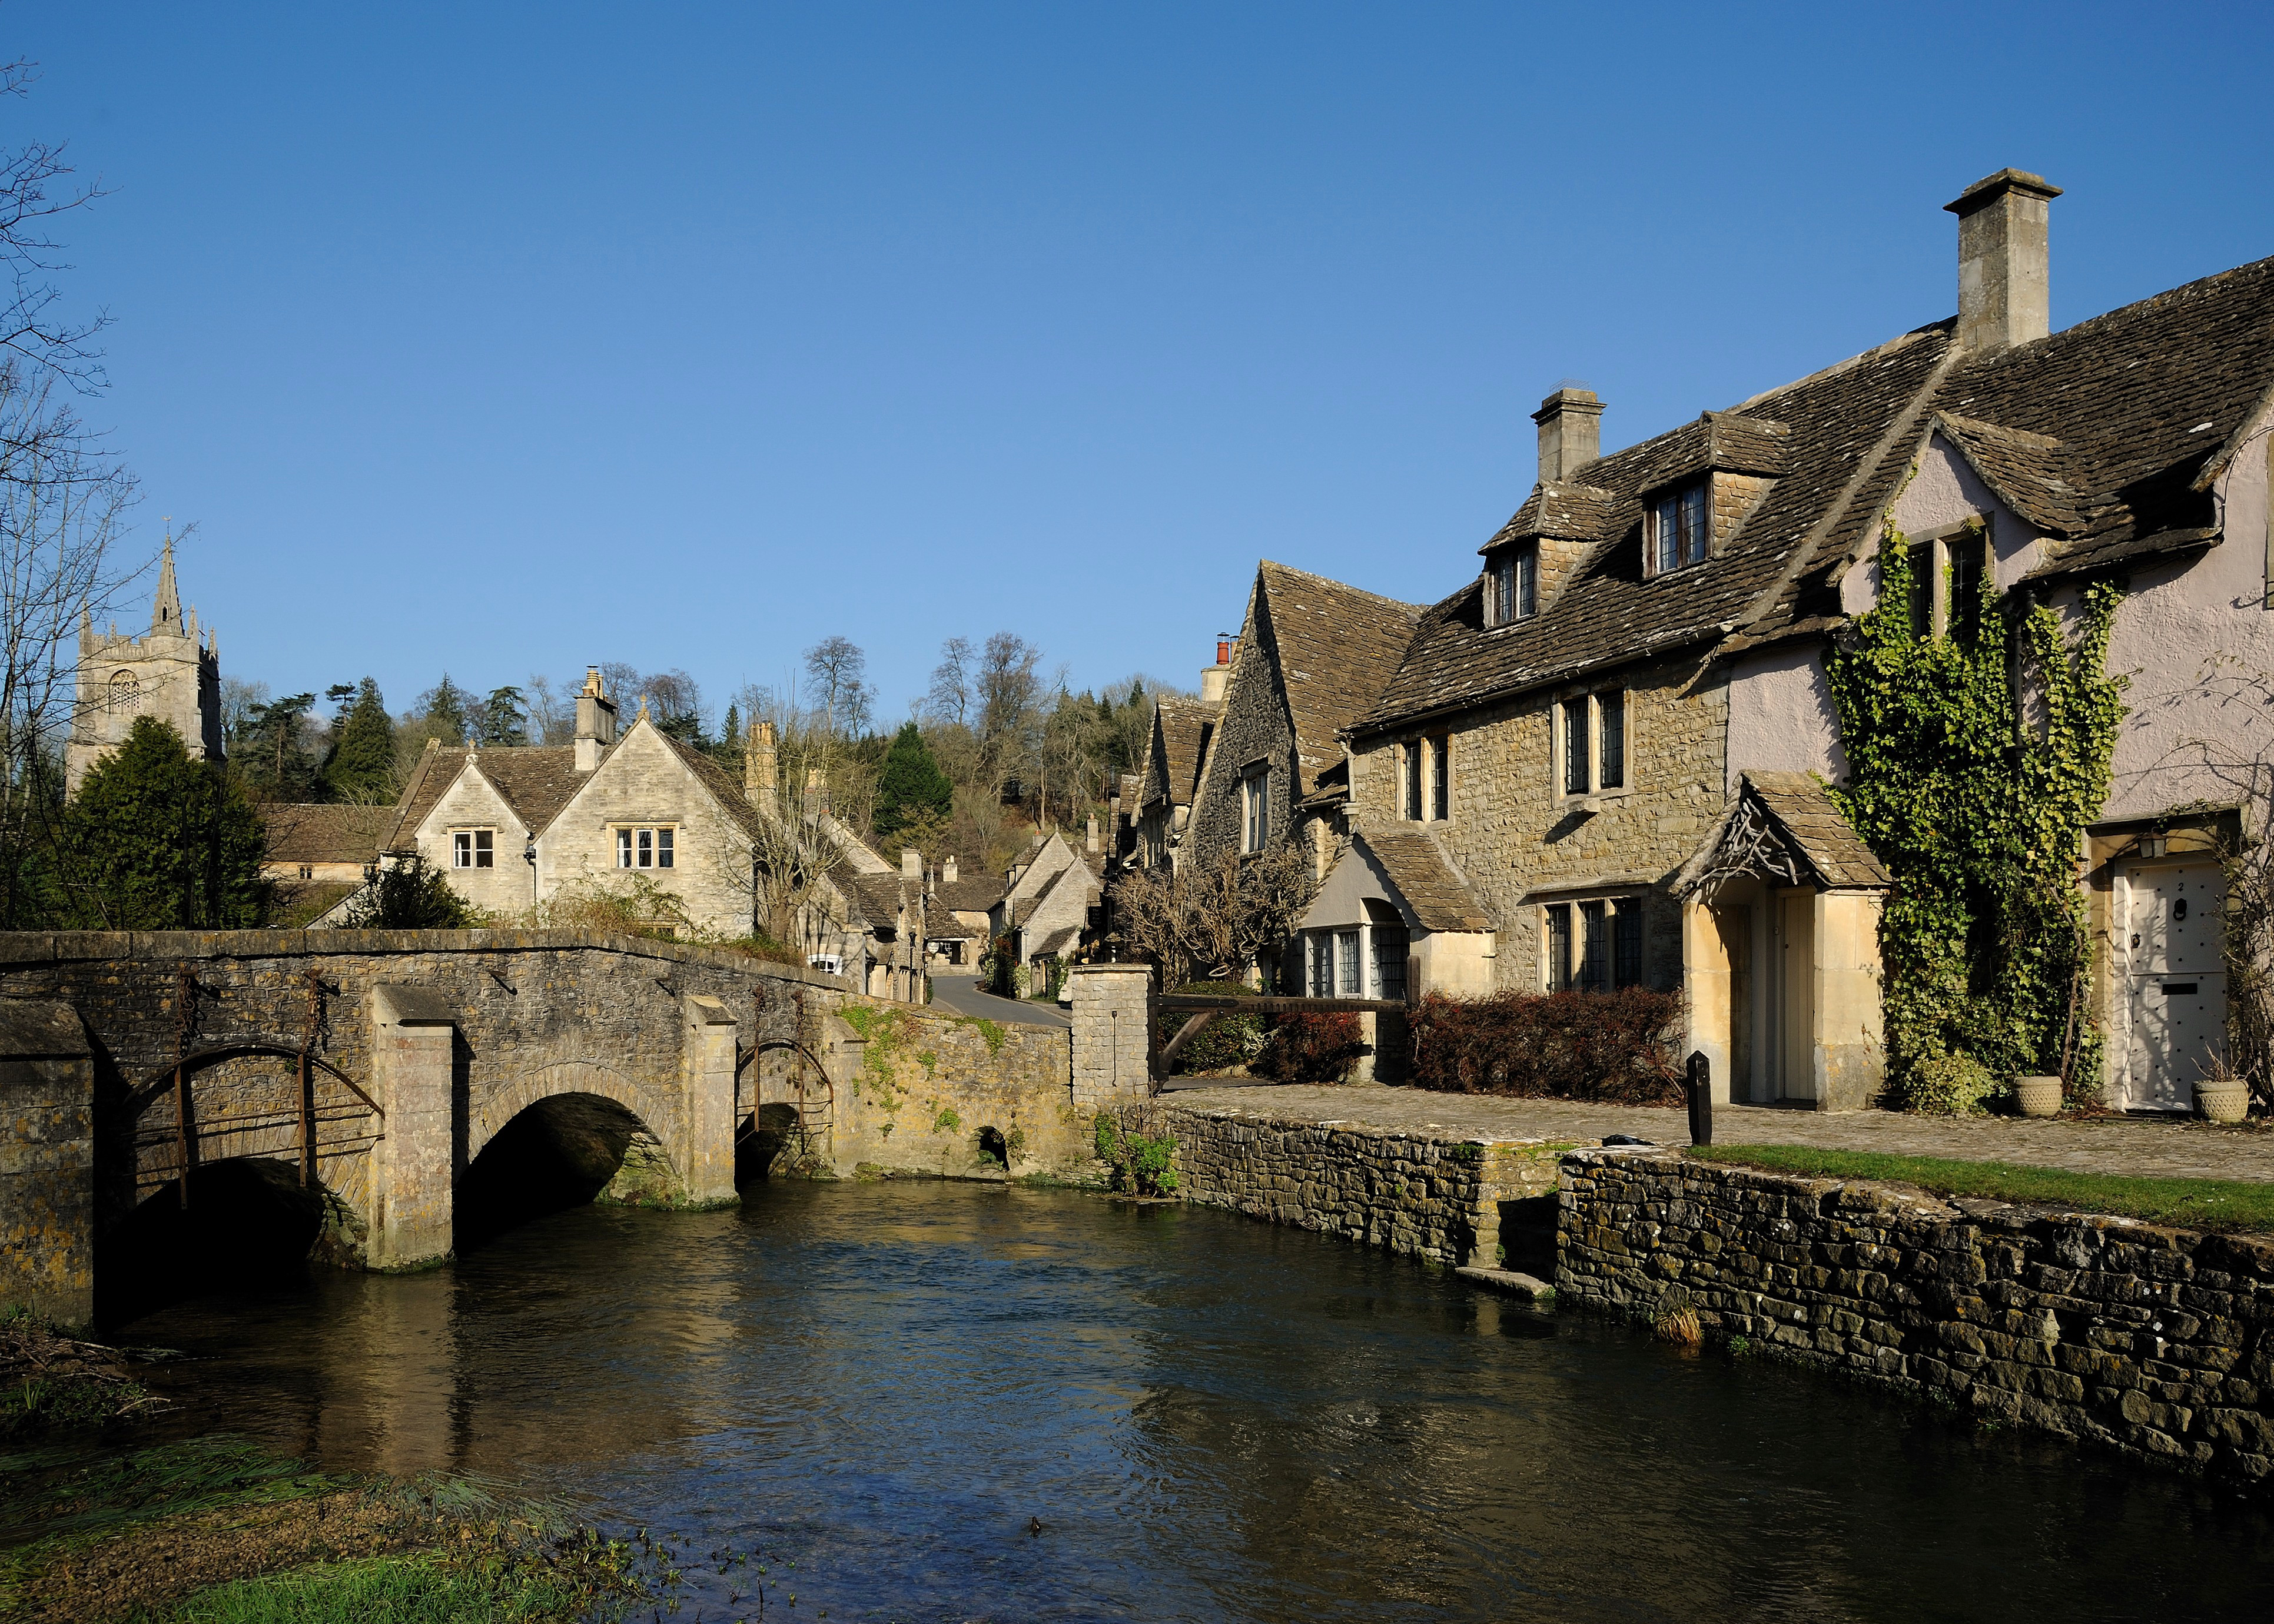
[1945, 168, 2060, 352]
[1532, 388, 1605, 483]
[1201, 637, 1234, 703]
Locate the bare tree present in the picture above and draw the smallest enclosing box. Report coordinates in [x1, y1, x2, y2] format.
[1111, 845, 1314, 986]
[524, 673, 575, 745]
[925, 636, 974, 728]
[802, 635, 874, 738]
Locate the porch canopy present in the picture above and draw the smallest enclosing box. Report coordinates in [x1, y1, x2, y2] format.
[1672, 772, 1889, 901]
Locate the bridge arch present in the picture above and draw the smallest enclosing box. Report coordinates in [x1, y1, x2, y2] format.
[467, 1060, 684, 1172]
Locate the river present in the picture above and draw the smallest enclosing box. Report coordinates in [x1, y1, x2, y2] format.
[121, 1180, 2274, 1623]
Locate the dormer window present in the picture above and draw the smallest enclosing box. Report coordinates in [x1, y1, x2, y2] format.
[1486, 546, 1538, 627]
[1648, 482, 1709, 575]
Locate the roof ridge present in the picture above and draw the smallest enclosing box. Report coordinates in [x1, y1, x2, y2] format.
[1958, 250, 2274, 371]
[1257, 557, 1426, 615]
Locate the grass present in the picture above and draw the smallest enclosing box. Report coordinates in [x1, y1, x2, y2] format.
[1688, 1144, 2274, 1233]
[157, 1552, 600, 1623]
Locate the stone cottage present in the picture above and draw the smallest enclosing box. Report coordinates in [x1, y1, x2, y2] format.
[991, 829, 1103, 988]
[1130, 650, 1227, 871]
[1270, 168, 2274, 1114]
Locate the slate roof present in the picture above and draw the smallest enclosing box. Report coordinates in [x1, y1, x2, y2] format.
[1739, 772, 1889, 888]
[1255, 560, 1423, 794]
[384, 743, 592, 848]
[1148, 696, 1219, 811]
[263, 803, 394, 866]
[1362, 828, 1492, 931]
[1363, 322, 1960, 732]
[1362, 246, 2274, 733]
[933, 874, 1007, 915]
[832, 865, 916, 934]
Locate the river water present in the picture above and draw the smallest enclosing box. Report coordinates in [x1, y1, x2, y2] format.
[125, 1180, 2274, 1623]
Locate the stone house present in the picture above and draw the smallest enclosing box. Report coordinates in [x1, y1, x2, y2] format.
[68, 540, 222, 793]
[926, 855, 1005, 968]
[260, 803, 395, 887]
[1131, 652, 1226, 871]
[1298, 167, 2274, 1114]
[991, 830, 1103, 986]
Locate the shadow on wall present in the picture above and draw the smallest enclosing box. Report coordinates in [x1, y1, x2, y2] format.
[457, 1093, 670, 1251]
[98, 1160, 347, 1327]
[739, 1102, 804, 1184]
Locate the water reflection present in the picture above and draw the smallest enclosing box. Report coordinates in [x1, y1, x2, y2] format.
[128, 1181, 2274, 1623]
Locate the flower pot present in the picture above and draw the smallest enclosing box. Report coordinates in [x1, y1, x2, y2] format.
[2196, 1084, 2250, 1125]
[2014, 1075, 2063, 1118]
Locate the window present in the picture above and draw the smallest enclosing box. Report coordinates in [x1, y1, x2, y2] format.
[1241, 766, 1271, 853]
[107, 671, 140, 714]
[452, 829, 494, 869]
[298, 865, 313, 881]
[1431, 736, 1449, 821]
[1559, 690, 1628, 798]
[1371, 925, 1409, 1001]
[1543, 896, 1645, 991]
[1488, 546, 1538, 627]
[1337, 929, 1360, 996]
[615, 825, 677, 869]
[1649, 481, 1709, 574]
[1901, 520, 1991, 641]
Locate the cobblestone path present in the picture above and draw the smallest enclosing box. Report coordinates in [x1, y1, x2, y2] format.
[1159, 1081, 2274, 1184]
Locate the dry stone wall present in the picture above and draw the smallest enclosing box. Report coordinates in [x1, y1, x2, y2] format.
[1557, 1152, 2274, 1487]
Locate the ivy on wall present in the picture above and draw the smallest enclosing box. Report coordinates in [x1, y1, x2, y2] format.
[1824, 523, 2126, 1113]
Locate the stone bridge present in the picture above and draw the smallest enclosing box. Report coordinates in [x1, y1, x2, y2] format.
[0, 934, 1152, 1326]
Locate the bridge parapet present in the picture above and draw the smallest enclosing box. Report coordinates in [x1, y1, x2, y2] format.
[0, 1000, 93, 1326]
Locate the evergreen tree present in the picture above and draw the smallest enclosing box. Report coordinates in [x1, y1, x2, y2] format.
[343, 851, 473, 929]
[873, 722, 953, 843]
[419, 675, 471, 745]
[238, 690, 319, 802]
[61, 717, 266, 928]
[324, 677, 397, 802]
[476, 685, 529, 747]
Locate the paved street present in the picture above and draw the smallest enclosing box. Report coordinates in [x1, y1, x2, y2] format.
[1161, 1081, 2274, 1184]
[925, 974, 1070, 1029]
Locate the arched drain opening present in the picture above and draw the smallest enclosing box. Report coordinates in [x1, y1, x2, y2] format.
[977, 1125, 1010, 1170]
[99, 1160, 347, 1326]
[459, 1093, 671, 1250]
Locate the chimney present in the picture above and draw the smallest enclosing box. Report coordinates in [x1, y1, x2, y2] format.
[804, 767, 831, 818]
[944, 855, 959, 884]
[1532, 388, 1605, 483]
[745, 718, 779, 814]
[573, 665, 619, 773]
[1200, 637, 1232, 703]
[1085, 815, 1100, 855]
[902, 848, 921, 879]
[1946, 168, 2060, 353]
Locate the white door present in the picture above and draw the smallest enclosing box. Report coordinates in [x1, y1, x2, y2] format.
[2120, 862, 2226, 1111]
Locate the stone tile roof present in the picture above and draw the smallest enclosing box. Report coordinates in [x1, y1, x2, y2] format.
[262, 803, 394, 866]
[1257, 560, 1423, 794]
[933, 874, 1006, 915]
[1362, 827, 1492, 931]
[831, 865, 915, 934]
[1742, 772, 1889, 888]
[1150, 696, 1219, 810]
[384, 743, 592, 848]
[1362, 322, 1958, 732]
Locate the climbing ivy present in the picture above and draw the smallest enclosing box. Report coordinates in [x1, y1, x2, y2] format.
[1823, 523, 2127, 1112]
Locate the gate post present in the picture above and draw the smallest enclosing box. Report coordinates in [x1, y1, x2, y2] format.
[680, 994, 740, 1206]
[1068, 964, 1153, 1111]
[369, 985, 456, 1270]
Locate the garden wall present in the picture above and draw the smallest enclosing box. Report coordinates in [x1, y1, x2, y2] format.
[1557, 1151, 2274, 1486]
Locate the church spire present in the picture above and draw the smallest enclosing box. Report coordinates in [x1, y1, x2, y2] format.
[153, 528, 181, 633]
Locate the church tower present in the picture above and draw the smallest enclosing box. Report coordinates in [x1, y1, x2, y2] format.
[67, 536, 224, 794]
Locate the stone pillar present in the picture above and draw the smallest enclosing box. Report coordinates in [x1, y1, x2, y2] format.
[1068, 964, 1153, 1111]
[1812, 889, 1886, 1112]
[680, 994, 740, 1207]
[1682, 895, 1736, 1105]
[369, 985, 456, 1271]
[0, 1001, 94, 1327]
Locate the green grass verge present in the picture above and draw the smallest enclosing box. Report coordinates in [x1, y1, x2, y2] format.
[1688, 1144, 2274, 1233]
[156, 1552, 592, 1623]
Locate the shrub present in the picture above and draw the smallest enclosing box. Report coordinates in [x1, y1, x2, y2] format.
[343, 852, 474, 929]
[1253, 1011, 1365, 1084]
[1166, 981, 1267, 1074]
[1093, 1111, 1178, 1195]
[1406, 987, 1683, 1104]
[1896, 1047, 2001, 1116]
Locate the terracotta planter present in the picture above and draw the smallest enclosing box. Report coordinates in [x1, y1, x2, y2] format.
[2196, 1084, 2250, 1125]
[2014, 1075, 2063, 1118]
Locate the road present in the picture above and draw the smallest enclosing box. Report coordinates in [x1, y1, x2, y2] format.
[925, 974, 1071, 1028]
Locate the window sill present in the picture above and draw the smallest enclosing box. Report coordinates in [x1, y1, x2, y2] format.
[1556, 787, 1633, 813]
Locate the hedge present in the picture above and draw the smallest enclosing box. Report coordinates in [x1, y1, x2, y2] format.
[1406, 987, 1683, 1104]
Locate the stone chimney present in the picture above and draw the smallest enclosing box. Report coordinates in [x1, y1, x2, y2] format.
[573, 666, 619, 773]
[1946, 168, 2060, 353]
[1533, 388, 1605, 483]
[944, 855, 959, 884]
[1085, 815, 1100, 855]
[1200, 637, 1232, 703]
[803, 767, 831, 818]
[902, 848, 921, 879]
[745, 718, 778, 814]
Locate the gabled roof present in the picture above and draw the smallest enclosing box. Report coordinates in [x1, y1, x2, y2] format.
[831, 865, 916, 934]
[1254, 560, 1423, 794]
[933, 873, 1006, 915]
[384, 743, 591, 849]
[1674, 771, 1888, 896]
[1361, 826, 1492, 931]
[263, 803, 394, 866]
[1362, 321, 1958, 733]
[1148, 696, 1218, 810]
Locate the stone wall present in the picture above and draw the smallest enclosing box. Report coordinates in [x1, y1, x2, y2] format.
[1159, 1101, 1565, 1266]
[1556, 1151, 2274, 1486]
[1350, 646, 1729, 995]
[1184, 583, 1298, 875]
[0, 1002, 95, 1326]
[825, 1004, 1081, 1181]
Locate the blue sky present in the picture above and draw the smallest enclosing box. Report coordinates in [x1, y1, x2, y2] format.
[18, 2, 2274, 723]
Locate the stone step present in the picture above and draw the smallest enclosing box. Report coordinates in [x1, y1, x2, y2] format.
[1455, 1264, 1556, 1300]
